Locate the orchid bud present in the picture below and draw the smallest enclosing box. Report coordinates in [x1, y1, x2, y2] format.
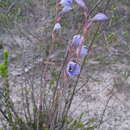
[92, 13, 108, 21]
[76, 46, 88, 57]
[72, 34, 84, 47]
[53, 23, 61, 32]
[60, 0, 73, 7]
[66, 61, 80, 76]
[74, 0, 87, 9]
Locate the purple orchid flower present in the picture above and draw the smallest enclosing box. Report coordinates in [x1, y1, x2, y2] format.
[60, 0, 73, 7]
[59, 0, 73, 14]
[66, 61, 80, 76]
[72, 34, 83, 47]
[76, 46, 88, 57]
[92, 13, 108, 21]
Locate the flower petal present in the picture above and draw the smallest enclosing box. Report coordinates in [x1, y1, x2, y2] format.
[76, 46, 88, 57]
[60, 0, 73, 7]
[72, 63, 80, 75]
[92, 13, 108, 21]
[72, 34, 83, 46]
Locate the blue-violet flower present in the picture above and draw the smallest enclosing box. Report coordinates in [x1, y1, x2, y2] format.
[66, 61, 80, 76]
[72, 34, 83, 47]
[76, 46, 88, 57]
[92, 13, 108, 21]
[60, 0, 73, 7]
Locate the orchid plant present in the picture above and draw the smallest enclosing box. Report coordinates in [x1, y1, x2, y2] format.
[50, 1, 109, 128]
[0, 0, 110, 129]
[52, 0, 108, 77]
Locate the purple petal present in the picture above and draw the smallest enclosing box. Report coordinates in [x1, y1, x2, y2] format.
[92, 13, 108, 21]
[72, 34, 83, 46]
[72, 63, 80, 75]
[60, 0, 73, 7]
[77, 46, 88, 57]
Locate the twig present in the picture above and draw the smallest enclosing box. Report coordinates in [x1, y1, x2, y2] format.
[98, 87, 114, 129]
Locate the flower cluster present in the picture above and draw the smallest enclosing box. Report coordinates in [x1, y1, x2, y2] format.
[52, 0, 108, 77]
